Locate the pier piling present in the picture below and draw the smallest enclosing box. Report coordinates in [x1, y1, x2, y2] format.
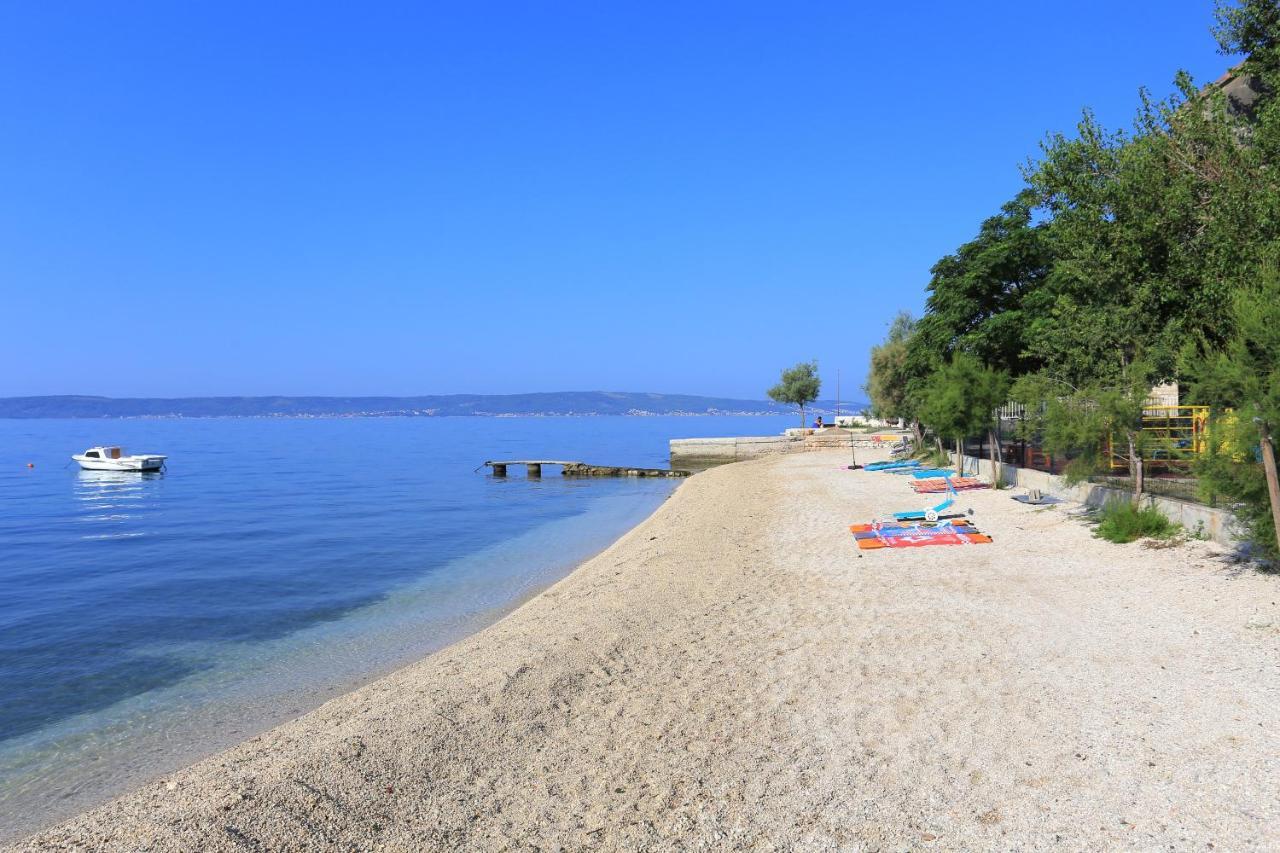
[481, 460, 689, 478]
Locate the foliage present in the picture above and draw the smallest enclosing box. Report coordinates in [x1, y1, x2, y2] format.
[865, 312, 916, 422]
[916, 353, 1010, 447]
[1095, 500, 1179, 543]
[1214, 0, 1280, 66]
[1012, 368, 1152, 485]
[767, 360, 822, 427]
[865, 0, 1280, 558]
[907, 191, 1051, 379]
[914, 445, 951, 468]
[1185, 270, 1280, 557]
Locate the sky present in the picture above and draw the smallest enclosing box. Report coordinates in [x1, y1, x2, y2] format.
[0, 1, 1234, 399]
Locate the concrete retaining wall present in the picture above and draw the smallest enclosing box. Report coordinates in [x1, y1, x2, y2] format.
[669, 435, 799, 462]
[958, 453, 1239, 546]
[671, 430, 912, 463]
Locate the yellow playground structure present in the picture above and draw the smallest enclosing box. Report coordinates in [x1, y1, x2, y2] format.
[1108, 405, 1210, 472]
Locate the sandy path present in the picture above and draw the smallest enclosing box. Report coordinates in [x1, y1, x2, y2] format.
[11, 451, 1280, 850]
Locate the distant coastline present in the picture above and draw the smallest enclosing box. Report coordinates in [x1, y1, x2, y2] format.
[0, 392, 865, 420]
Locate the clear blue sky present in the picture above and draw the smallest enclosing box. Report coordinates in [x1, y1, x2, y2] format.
[0, 1, 1231, 399]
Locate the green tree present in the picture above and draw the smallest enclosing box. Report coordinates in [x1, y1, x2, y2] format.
[1012, 368, 1154, 496]
[1185, 271, 1280, 559]
[916, 354, 1011, 475]
[906, 190, 1051, 380]
[768, 361, 822, 428]
[1214, 0, 1280, 67]
[865, 312, 916, 424]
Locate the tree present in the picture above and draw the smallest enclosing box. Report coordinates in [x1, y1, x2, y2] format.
[1185, 271, 1280, 559]
[906, 191, 1051, 380]
[768, 361, 822, 428]
[1214, 0, 1280, 67]
[916, 354, 1011, 475]
[1012, 368, 1154, 497]
[865, 312, 916, 427]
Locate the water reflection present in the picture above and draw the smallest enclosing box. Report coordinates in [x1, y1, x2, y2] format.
[74, 470, 162, 538]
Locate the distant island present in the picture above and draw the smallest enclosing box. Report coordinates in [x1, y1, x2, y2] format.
[0, 393, 866, 419]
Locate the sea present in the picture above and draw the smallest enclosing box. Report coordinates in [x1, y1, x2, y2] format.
[0, 414, 792, 840]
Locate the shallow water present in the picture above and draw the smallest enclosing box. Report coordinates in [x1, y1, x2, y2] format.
[0, 414, 791, 839]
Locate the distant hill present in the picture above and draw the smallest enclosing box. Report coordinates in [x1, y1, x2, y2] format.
[0, 393, 867, 419]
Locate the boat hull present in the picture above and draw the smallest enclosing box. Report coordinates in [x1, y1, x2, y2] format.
[73, 456, 166, 472]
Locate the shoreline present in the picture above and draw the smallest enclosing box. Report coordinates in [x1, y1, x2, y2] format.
[12, 451, 1280, 849]
[0, 479, 680, 844]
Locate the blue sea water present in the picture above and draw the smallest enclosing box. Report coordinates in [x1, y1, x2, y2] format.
[0, 414, 792, 840]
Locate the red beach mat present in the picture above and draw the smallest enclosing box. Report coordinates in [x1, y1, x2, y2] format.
[910, 477, 988, 493]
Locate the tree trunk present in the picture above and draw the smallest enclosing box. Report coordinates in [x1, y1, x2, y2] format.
[799, 404, 805, 430]
[1259, 422, 1280, 553]
[911, 419, 924, 448]
[1127, 433, 1144, 501]
[955, 437, 963, 476]
[988, 428, 999, 485]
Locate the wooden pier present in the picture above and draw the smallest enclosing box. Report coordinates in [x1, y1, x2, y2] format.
[483, 460, 690, 478]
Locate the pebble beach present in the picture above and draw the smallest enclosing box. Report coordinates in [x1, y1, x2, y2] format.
[11, 449, 1280, 850]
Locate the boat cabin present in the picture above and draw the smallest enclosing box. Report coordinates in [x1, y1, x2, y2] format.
[82, 446, 125, 460]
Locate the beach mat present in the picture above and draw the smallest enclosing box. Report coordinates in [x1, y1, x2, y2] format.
[856, 531, 993, 549]
[850, 518, 992, 550]
[910, 477, 988, 493]
[849, 520, 977, 535]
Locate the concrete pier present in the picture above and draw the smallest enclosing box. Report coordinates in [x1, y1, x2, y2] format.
[669, 431, 909, 464]
[483, 460, 689, 478]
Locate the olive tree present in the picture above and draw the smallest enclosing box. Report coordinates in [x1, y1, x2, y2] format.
[768, 361, 822, 428]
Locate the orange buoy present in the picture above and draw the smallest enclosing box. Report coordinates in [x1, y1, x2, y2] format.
[26, 462, 34, 468]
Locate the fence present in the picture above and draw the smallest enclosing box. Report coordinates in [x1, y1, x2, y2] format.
[1105, 405, 1210, 473]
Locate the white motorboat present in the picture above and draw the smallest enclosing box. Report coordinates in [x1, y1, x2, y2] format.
[72, 446, 167, 472]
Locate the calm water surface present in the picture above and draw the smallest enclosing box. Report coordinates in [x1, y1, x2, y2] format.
[0, 415, 791, 840]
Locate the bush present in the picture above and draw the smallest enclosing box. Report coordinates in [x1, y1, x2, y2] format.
[1095, 500, 1178, 544]
[915, 446, 950, 468]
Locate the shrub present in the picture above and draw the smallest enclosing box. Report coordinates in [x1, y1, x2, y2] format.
[916, 446, 950, 468]
[1095, 500, 1178, 544]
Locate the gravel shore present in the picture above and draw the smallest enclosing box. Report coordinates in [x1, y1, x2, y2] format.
[11, 450, 1280, 850]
